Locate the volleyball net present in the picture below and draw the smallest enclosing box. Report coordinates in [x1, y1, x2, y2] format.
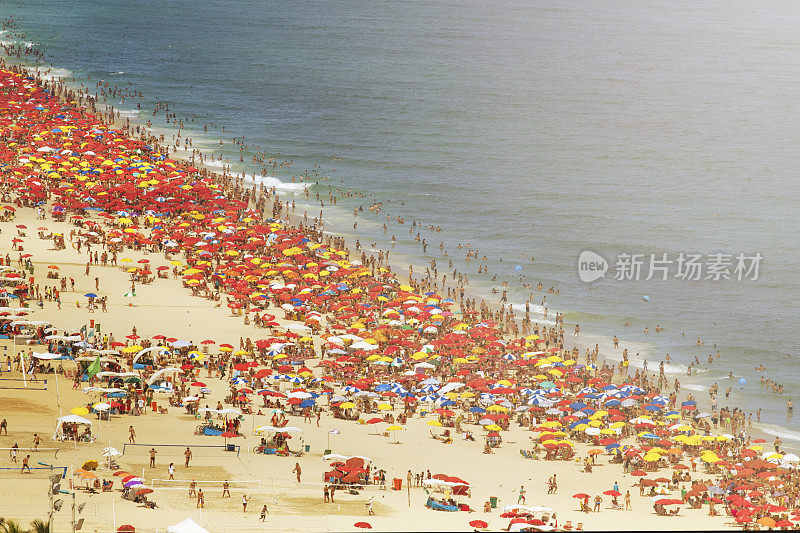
[150, 478, 262, 492]
[122, 443, 241, 458]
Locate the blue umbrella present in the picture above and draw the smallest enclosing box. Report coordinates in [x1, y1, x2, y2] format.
[84, 293, 98, 298]
[469, 406, 486, 414]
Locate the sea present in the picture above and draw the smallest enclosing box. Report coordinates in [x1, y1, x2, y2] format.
[2, 0, 800, 442]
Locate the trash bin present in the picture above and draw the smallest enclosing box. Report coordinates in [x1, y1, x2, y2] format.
[490, 496, 498, 508]
[393, 478, 402, 491]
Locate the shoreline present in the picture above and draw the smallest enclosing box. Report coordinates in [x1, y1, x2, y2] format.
[0, 49, 792, 533]
[9, 54, 794, 452]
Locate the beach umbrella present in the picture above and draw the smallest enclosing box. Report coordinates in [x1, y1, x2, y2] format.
[386, 425, 404, 443]
[354, 523, 371, 529]
[71, 407, 89, 416]
[469, 520, 489, 529]
[756, 517, 776, 528]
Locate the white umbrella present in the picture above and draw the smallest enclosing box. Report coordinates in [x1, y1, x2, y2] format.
[101, 447, 121, 457]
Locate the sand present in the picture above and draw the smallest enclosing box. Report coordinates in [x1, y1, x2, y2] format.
[0, 205, 738, 533]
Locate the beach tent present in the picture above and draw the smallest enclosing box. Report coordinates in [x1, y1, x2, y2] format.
[166, 518, 209, 533]
[132, 346, 170, 366]
[54, 414, 92, 440]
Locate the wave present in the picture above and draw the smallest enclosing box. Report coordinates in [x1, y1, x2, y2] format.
[758, 424, 800, 444]
[31, 66, 73, 81]
[246, 174, 307, 192]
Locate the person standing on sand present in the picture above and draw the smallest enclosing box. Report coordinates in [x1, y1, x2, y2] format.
[260, 504, 268, 521]
[129, 425, 135, 444]
[625, 490, 631, 511]
[518, 485, 526, 504]
[242, 494, 248, 513]
[149, 447, 157, 468]
[168, 463, 174, 480]
[196, 488, 204, 508]
[0, 418, 7, 435]
[223, 481, 230, 497]
[184, 446, 192, 467]
[292, 462, 301, 483]
[21, 454, 31, 474]
[189, 480, 197, 497]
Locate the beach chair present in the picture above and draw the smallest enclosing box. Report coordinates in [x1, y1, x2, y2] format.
[563, 521, 572, 530]
[576, 523, 583, 531]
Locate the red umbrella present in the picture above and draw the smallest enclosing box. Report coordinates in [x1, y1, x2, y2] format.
[354, 523, 371, 529]
[469, 520, 488, 529]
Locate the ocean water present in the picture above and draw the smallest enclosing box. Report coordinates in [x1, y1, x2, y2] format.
[4, 0, 800, 435]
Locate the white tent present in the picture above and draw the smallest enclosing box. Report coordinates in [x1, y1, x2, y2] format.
[132, 346, 170, 366]
[167, 518, 209, 533]
[53, 414, 93, 441]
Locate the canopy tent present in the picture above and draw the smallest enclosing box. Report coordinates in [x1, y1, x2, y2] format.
[132, 346, 171, 366]
[166, 518, 209, 533]
[54, 414, 93, 441]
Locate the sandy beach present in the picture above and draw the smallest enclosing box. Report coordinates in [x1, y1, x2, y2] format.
[0, 63, 795, 533]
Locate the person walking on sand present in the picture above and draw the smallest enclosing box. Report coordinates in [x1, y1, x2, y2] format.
[21, 454, 31, 474]
[184, 446, 192, 467]
[129, 425, 135, 444]
[260, 504, 268, 522]
[223, 481, 230, 498]
[0, 418, 7, 435]
[518, 485, 526, 504]
[292, 462, 301, 483]
[168, 463, 174, 480]
[33, 433, 39, 451]
[189, 480, 197, 498]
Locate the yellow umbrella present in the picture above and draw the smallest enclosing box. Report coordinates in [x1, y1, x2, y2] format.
[427, 420, 442, 427]
[339, 402, 356, 409]
[377, 403, 392, 411]
[71, 407, 89, 416]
